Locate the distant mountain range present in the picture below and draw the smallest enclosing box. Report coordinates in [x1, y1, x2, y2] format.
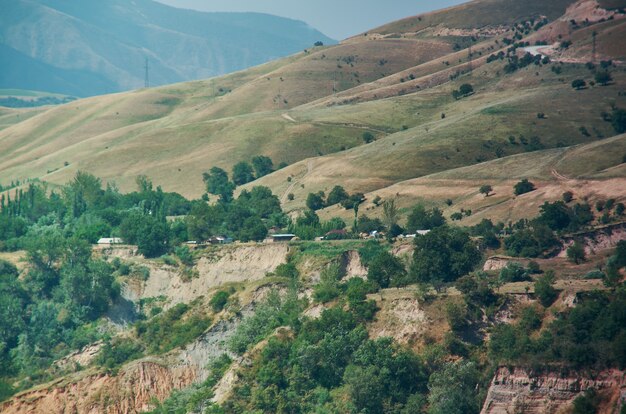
[0, 0, 335, 97]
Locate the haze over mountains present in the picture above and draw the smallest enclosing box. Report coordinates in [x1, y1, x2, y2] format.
[0, 0, 334, 97]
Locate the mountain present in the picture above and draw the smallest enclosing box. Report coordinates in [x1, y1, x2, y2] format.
[0, 0, 334, 96]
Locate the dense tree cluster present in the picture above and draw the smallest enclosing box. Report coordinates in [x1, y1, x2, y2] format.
[306, 186, 365, 211]
[490, 288, 626, 370]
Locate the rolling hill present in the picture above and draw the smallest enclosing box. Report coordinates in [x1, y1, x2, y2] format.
[0, 0, 625, 226]
[0, 0, 334, 96]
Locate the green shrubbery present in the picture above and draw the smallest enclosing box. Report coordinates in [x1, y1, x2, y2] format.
[136, 303, 212, 354]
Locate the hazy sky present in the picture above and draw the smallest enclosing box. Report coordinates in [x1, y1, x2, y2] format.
[155, 0, 466, 40]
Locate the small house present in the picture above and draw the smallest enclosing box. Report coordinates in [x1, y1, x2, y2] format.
[97, 237, 123, 245]
[270, 234, 296, 243]
[209, 236, 233, 245]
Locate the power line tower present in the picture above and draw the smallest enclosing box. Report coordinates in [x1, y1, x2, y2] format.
[144, 58, 150, 88]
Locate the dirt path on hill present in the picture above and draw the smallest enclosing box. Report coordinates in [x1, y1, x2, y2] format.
[551, 169, 570, 181]
[280, 159, 313, 203]
[282, 113, 296, 123]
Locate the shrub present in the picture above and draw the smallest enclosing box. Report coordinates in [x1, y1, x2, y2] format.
[527, 261, 542, 274]
[584, 270, 605, 280]
[595, 71, 612, 86]
[274, 262, 299, 279]
[567, 241, 586, 264]
[572, 389, 602, 414]
[313, 264, 342, 303]
[210, 291, 230, 312]
[571, 79, 586, 90]
[445, 301, 468, 332]
[514, 179, 535, 196]
[535, 271, 558, 307]
[562, 191, 574, 203]
[499, 262, 531, 282]
[95, 337, 144, 371]
[136, 303, 212, 354]
[174, 245, 194, 266]
[362, 132, 375, 143]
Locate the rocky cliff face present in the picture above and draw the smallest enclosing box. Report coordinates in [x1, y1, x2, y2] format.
[2, 361, 196, 414]
[481, 367, 626, 414]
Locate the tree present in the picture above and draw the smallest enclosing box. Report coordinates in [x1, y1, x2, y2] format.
[367, 251, 406, 288]
[411, 226, 481, 284]
[237, 186, 282, 219]
[232, 162, 255, 186]
[357, 215, 383, 234]
[479, 184, 493, 197]
[535, 270, 558, 307]
[571, 79, 586, 90]
[326, 186, 349, 206]
[459, 83, 474, 96]
[306, 192, 325, 211]
[203, 167, 235, 202]
[428, 361, 480, 414]
[595, 71, 612, 86]
[538, 201, 571, 230]
[238, 216, 267, 242]
[251, 156, 274, 178]
[362, 132, 375, 144]
[340, 193, 365, 210]
[611, 108, 626, 134]
[136, 215, 170, 258]
[382, 198, 400, 230]
[514, 179, 535, 196]
[567, 241, 586, 264]
[186, 203, 223, 241]
[136, 175, 153, 193]
[406, 205, 446, 232]
[60, 260, 118, 321]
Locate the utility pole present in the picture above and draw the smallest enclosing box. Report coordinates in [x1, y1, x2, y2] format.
[144, 58, 150, 88]
[592, 31, 597, 64]
[468, 44, 473, 74]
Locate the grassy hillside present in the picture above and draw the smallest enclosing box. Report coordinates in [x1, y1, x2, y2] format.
[315, 134, 626, 226]
[362, 0, 575, 36]
[0, 0, 624, 205]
